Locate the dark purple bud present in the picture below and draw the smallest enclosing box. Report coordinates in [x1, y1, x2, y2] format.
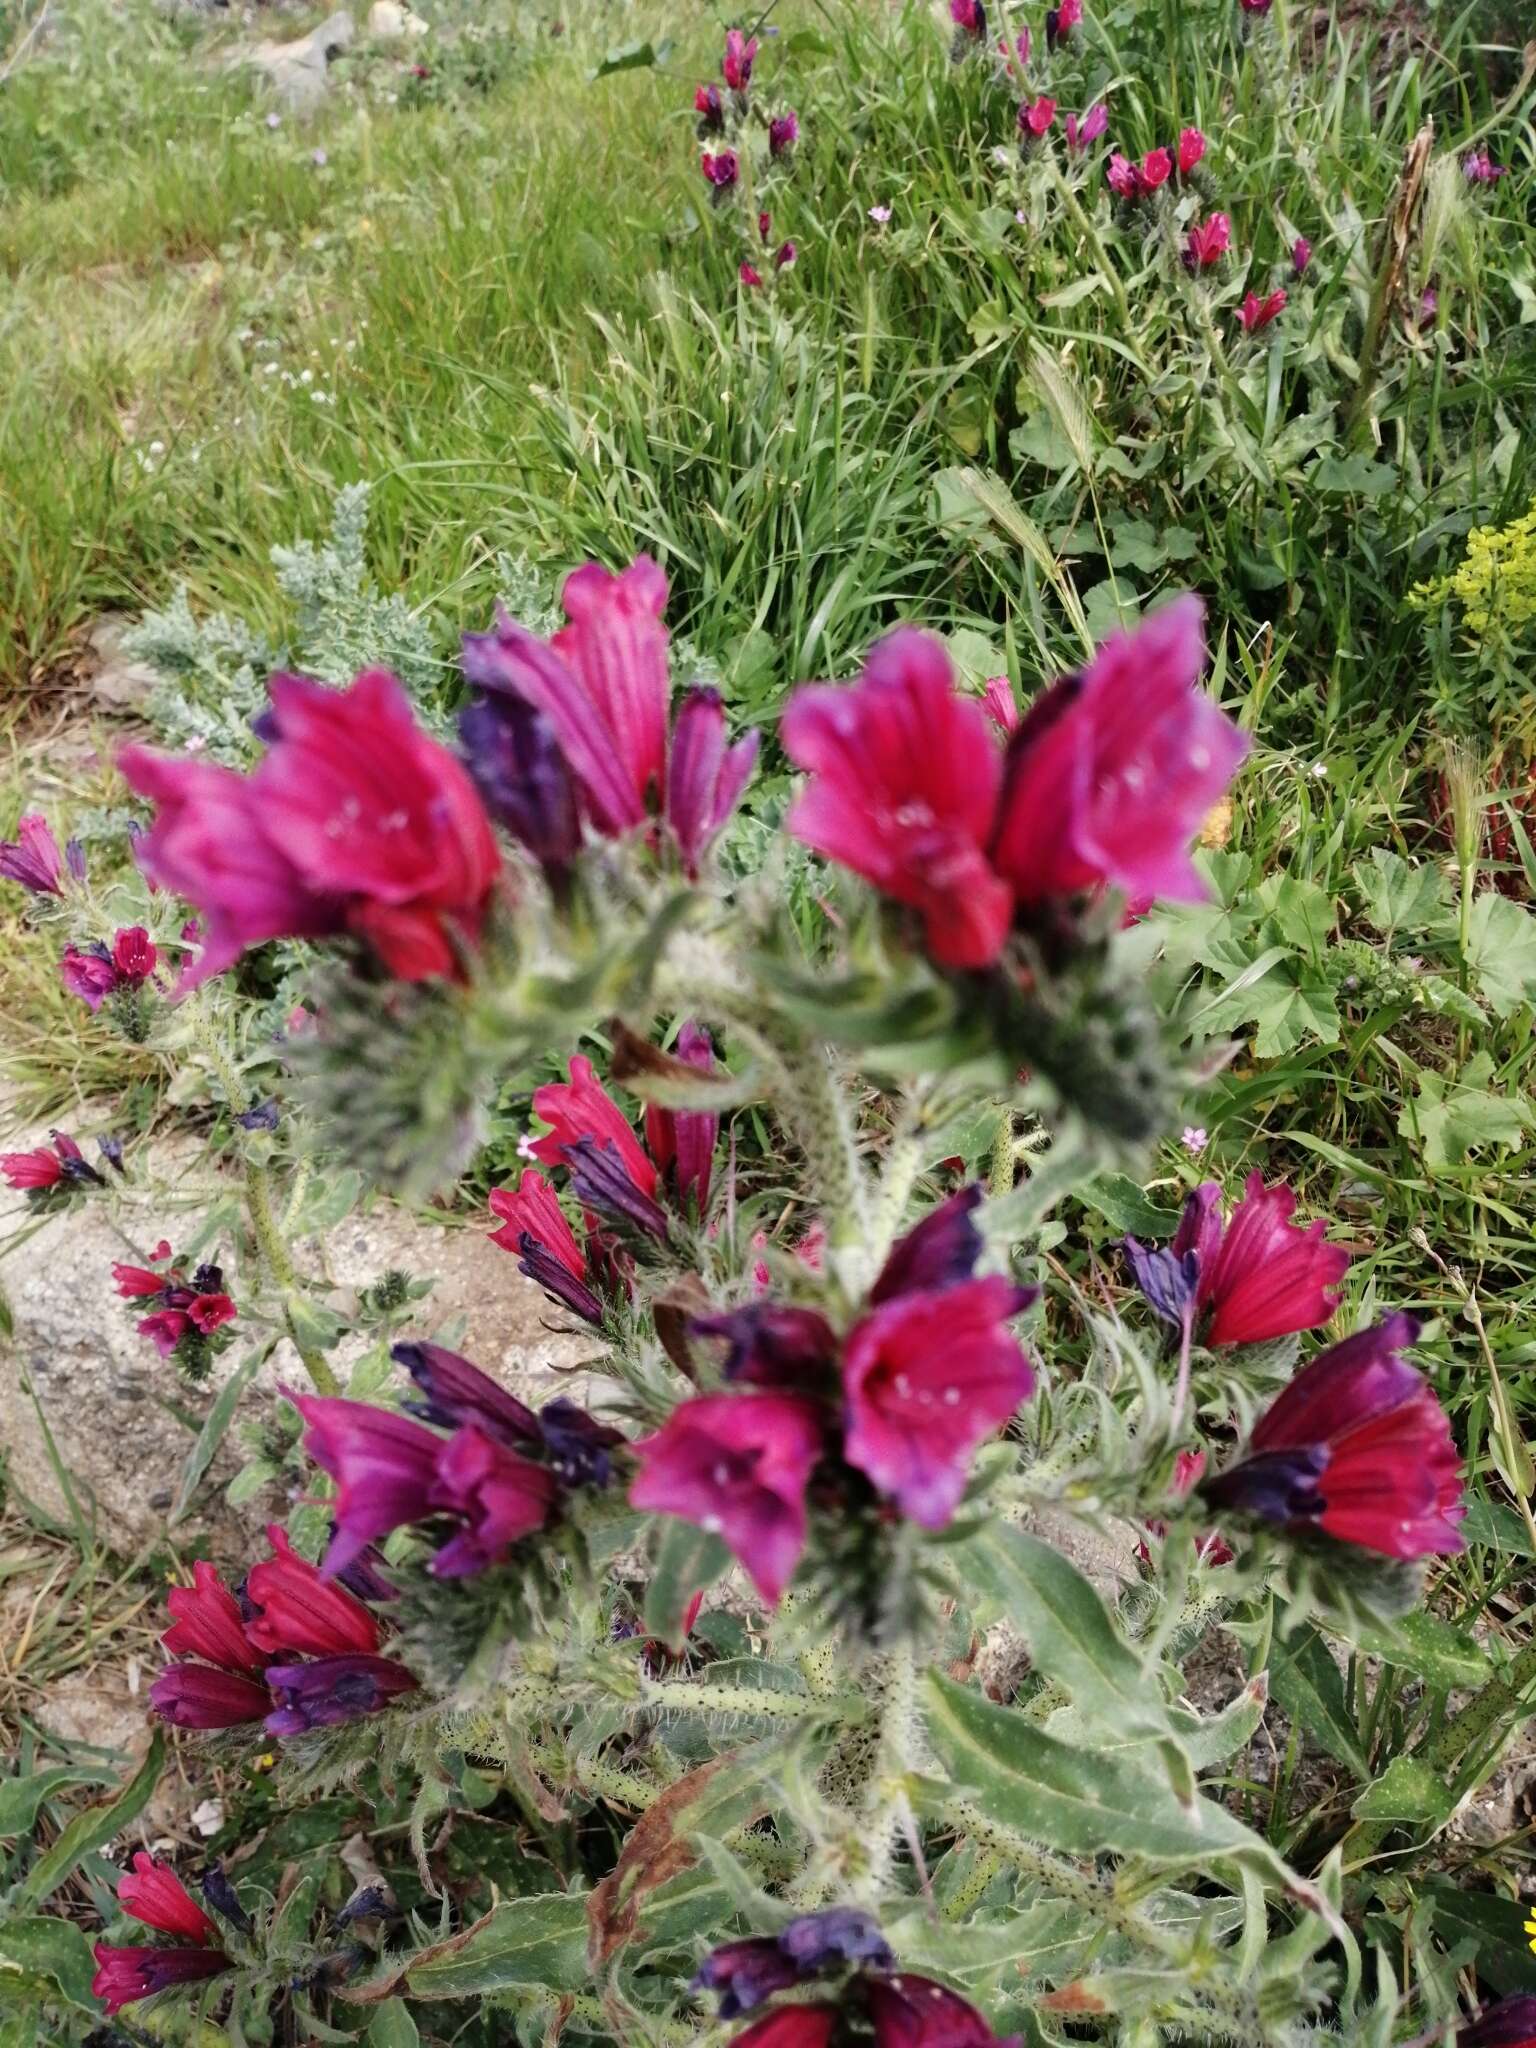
[52, 1130, 106, 1187]
[263, 1654, 418, 1737]
[200, 1861, 254, 1934]
[1459, 1998, 1536, 2048]
[538, 1396, 625, 1486]
[692, 1937, 802, 2019]
[191, 1262, 225, 1295]
[870, 1185, 984, 1303]
[236, 1098, 280, 1131]
[517, 1232, 607, 1325]
[334, 1883, 392, 1927]
[1123, 1239, 1200, 1326]
[250, 707, 280, 745]
[779, 1905, 894, 1972]
[393, 1339, 541, 1447]
[458, 685, 582, 878]
[98, 1135, 126, 1173]
[65, 838, 88, 881]
[564, 1136, 671, 1242]
[690, 1301, 839, 1388]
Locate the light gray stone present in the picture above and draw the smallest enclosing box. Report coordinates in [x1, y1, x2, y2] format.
[246, 8, 354, 113]
[0, 1119, 602, 1558]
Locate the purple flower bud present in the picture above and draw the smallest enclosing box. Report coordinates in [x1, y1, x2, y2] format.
[690, 1301, 839, 1387]
[517, 1231, 607, 1324]
[335, 1883, 392, 1926]
[98, 1135, 126, 1173]
[236, 1098, 280, 1130]
[1459, 1998, 1536, 2048]
[778, 1906, 894, 1971]
[692, 1937, 801, 2019]
[65, 837, 87, 880]
[333, 1540, 399, 1604]
[0, 814, 64, 895]
[149, 1662, 271, 1729]
[538, 1396, 625, 1486]
[92, 1943, 232, 2016]
[769, 110, 799, 157]
[393, 1339, 541, 1448]
[1123, 1239, 1200, 1326]
[564, 1135, 672, 1242]
[200, 1861, 254, 1934]
[870, 1185, 984, 1303]
[458, 684, 582, 878]
[263, 1653, 418, 1736]
[1292, 235, 1312, 274]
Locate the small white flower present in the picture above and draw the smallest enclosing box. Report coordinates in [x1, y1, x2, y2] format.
[1310, 761, 1328, 779]
[266, 111, 281, 129]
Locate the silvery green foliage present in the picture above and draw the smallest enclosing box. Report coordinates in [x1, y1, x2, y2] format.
[493, 549, 563, 637]
[125, 483, 442, 763]
[271, 482, 440, 703]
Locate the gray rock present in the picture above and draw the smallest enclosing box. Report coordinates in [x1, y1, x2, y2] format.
[246, 8, 354, 113]
[0, 1121, 602, 1558]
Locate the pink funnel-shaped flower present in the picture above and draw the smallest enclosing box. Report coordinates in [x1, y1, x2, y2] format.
[991, 595, 1248, 908]
[1139, 146, 1172, 189]
[149, 1661, 271, 1729]
[0, 814, 64, 895]
[120, 670, 500, 988]
[702, 148, 741, 192]
[843, 1276, 1036, 1527]
[1019, 96, 1057, 138]
[61, 945, 120, 1011]
[92, 1943, 231, 2016]
[117, 1853, 219, 1945]
[263, 1652, 417, 1736]
[666, 688, 758, 877]
[462, 557, 671, 836]
[722, 28, 758, 89]
[162, 1560, 266, 1673]
[1202, 1314, 1464, 1560]
[782, 627, 1013, 969]
[244, 1523, 383, 1657]
[769, 111, 799, 157]
[630, 1393, 827, 1604]
[1177, 1171, 1350, 1346]
[643, 1019, 720, 1210]
[1292, 235, 1312, 273]
[951, 0, 984, 37]
[489, 1167, 605, 1324]
[1064, 105, 1107, 153]
[428, 1424, 559, 1576]
[1183, 212, 1231, 268]
[529, 1054, 657, 1197]
[286, 1391, 444, 1574]
[982, 676, 1019, 733]
[1238, 288, 1287, 332]
[1177, 127, 1206, 174]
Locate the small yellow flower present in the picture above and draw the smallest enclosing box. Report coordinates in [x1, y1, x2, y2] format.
[1200, 796, 1234, 850]
[1412, 496, 1536, 643]
[1525, 1906, 1536, 1954]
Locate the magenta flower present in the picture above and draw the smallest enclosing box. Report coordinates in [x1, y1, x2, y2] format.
[1044, 0, 1082, 49]
[666, 688, 759, 877]
[781, 627, 1013, 969]
[769, 111, 799, 157]
[950, 0, 985, 36]
[643, 1019, 721, 1209]
[286, 1391, 445, 1575]
[630, 1392, 827, 1604]
[162, 1559, 267, 1673]
[1177, 126, 1206, 174]
[982, 675, 1019, 732]
[702, 148, 741, 194]
[740, 261, 765, 288]
[149, 1661, 271, 1729]
[0, 813, 65, 895]
[263, 1652, 418, 1736]
[488, 1167, 606, 1324]
[92, 1943, 232, 2016]
[842, 1274, 1035, 1527]
[428, 1424, 559, 1576]
[869, 1973, 1024, 2046]
[722, 28, 759, 90]
[1292, 235, 1312, 273]
[138, 1307, 191, 1356]
[784, 599, 1245, 962]
[1183, 212, 1231, 268]
[529, 1053, 658, 1196]
[60, 944, 120, 1011]
[120, 670, 501, 989]
[244, 1523, 384, 1657]
[2, 1131, 104, 1192]
[1106, 151, 1141, 198]
[870, 1186, 986, 1304]
[1139, 145, 1173, 189]
[1237, 287, 1287, 332]
[990, 595, 1248, 909]
[1179, 1171, 1349, 1346]
[997, 26, 1030, 67]
[116, 1853, 220, 1945]
[112, 1244, 173, 1297]
[1463, 148, 1507, 184]
[1200, 1314, 1465, 1560]
[1063, 104, 1107, 153]
[113, 926, 157, 981]
[1019, 95, 1057, 139]
[695, 82, 724, 133]
[691, 1301, 840, 1388]
[733, 2013, 839, 2048]
[1239, 0, 1272, 11]
[775, 239, 797, 269]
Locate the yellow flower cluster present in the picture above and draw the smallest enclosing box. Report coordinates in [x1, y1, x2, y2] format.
[1413, 497, 1536, 640]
